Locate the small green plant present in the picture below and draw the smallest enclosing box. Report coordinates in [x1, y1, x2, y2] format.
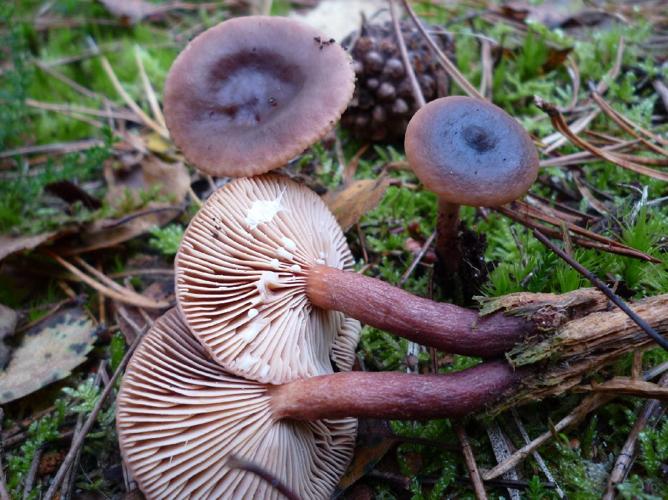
[149, 223, 184, 256]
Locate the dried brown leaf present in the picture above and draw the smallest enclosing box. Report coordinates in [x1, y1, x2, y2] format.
[0, 306, 97, 404]
[0, 231, 63, 262]
[323, 175, 391, 231]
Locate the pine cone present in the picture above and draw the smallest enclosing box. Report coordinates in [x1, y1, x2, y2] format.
[341, 20, 454, 142]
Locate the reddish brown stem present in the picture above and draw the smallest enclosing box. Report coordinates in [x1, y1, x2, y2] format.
[306, 265, 534, 357]
[436, 199, 462, 273]
[272, 361, 523, 421]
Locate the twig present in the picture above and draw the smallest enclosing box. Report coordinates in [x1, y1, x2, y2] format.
[532, 229, 668, 351]
[0, 409, 10, 500]
[583, 377, 668, 399]
[87, 38, 170, 139]
[495, 206, 658, 263]
[47, 252, 170, 309]
[456, 424, 487, 500]
[511, 409, 565, 498]
[542, 38, 624, 152]
[603, 372, 668, 499]
[22, 446, 43, 499]
[226, 455, 300, 500]
[483, 393, 612, 480]
[401, 0, 484, 99]
[479, 39, 493, 99]
[389, 0, 425, 108]
[61, 360, 106, 500]
[61, 414, 84, 500]
[25, 98, 139, 123]
[483, 363, 668, 481]
[590, 88, 668, 155]
[399, 231, 436, 286]
[133, 46, 167, 130]
[43, 317, 147, 500]
[34, 61, 116, 107]
[539, 139, 638, 167]
[0, 139, 105, 160]
[109, 268, 174, 278]
[535, 97, 668, 181]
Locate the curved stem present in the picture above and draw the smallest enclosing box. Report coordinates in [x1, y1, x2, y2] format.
[306, 265, 534, 357]
[272, 361, 523, 420]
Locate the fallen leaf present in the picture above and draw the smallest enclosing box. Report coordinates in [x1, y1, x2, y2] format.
[335, 419, 396, 494]
[0, 231, 62, 262]
[44, 180, 102, 209]
[0, 306, 98, 404]
[105, 156, 190, 209]
[56, 205, 184, 255]
[323, 175, 390, 231]
[0, 303, 17, 370]
[56, 157, 190, 255]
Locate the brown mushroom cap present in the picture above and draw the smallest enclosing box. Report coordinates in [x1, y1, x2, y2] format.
[117, 309, 356, 499]
[404, 96, 539, 206]
[164, 16, 355, 177]
[175, 174, 361, 384]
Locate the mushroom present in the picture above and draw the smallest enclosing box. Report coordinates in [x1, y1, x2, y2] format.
[404, 96, 539, 287]
[117, 309, 357, 500]
[176, 174, 535, 385]
[118, 309, 524, 499]
[163, 16, 355, 177]
[176, 174, 361, 384]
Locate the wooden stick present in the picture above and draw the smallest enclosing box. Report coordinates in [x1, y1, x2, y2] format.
[603, 373, 668, 499]
[484, 362, 668, 480]
[48, 252, 170, 309]
[401, 0, 484, 99]
[456, 424, 487, 500]
[389, 0, 426, 108]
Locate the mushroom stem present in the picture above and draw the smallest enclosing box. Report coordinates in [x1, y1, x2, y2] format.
[436, 198, 463, 266]
[306, 265, 535, 357]
[271, 361, 523, 420]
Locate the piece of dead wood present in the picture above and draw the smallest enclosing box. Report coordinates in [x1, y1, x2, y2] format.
[582, 377, 668, 400]
[533, 229, 668, 351]
[603, 373, 668, 499]
[493, 292, 668, 411]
